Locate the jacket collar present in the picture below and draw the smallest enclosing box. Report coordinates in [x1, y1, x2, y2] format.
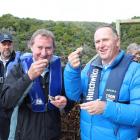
[91, 50, 125, 69]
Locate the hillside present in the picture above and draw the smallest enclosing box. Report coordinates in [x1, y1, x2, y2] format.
[0, 14, 140, 64]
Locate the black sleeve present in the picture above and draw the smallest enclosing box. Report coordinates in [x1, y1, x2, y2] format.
[0, 63, 32, 109]
[0, 61, 4, 94]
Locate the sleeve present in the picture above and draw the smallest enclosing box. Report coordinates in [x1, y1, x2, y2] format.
[61, 66, 75, 114]
[103, 63, 140, 126]
[0, 63, 32, 109]
[64, 63, 82, 102]
[0, 61, 4, 94]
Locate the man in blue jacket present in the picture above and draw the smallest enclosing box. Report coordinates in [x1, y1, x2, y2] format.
[64, 24, 140, 140]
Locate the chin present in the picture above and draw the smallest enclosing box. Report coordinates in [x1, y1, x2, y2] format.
[100, 54, 107, 59]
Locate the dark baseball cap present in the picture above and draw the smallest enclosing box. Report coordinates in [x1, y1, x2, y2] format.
[0, 34, 13, 43]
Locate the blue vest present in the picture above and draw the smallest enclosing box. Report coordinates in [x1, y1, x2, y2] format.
[6, 51, 21, 77]
[8, 54, 62, 140]
[85, 54, 133, 103]
[21, 55, 62, 112]
[0, 51, 21, 95]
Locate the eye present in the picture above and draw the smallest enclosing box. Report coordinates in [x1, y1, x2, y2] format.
[45, 46, 53, 51]
[37, 46, 43, 50]
[95, 40, 100, 44]
[102, 38, 109, 42]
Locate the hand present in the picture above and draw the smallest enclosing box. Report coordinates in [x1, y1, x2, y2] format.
[68, 47, 83, 68]
[28, 59, 49, 80]
[50, 95, 67, 109]
[80, 100, 106, 115]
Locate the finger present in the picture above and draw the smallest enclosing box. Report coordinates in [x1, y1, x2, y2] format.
[54, 96, 61, 100]
[80, 102, 90, 107]
[50, 101, 64, 108]
[88, 109, 94, 114]
[68, 53, 80, 62]
[69, 58, 80, 68]
[36, 59, 49, 64]
[88, 111, 95, 115]
[36, 62, 47, 69]
[35, 59, 49, 68]
[76, 47, 83, 55]
[80, 105, 89, 110]
[50, 100, 57, 105]
[71, 58, 80, 66]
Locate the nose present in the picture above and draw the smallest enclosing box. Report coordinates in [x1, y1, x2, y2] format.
[41, 48, 47, 57]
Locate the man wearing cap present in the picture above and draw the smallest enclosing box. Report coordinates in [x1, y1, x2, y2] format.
[0, 33, 21, 140]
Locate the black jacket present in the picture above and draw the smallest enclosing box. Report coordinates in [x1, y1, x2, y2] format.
[0, 51, 19, 140]
[1, 62, 73, 140]
[0, 51, 17, 95]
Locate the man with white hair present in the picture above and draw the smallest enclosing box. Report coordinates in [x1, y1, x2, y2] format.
[127, 43, 140, 62]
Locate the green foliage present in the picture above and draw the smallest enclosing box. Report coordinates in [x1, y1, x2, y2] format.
[0, 14, 100, 64]
[0, 14, 139, 64]
[120, 17, 140, 50]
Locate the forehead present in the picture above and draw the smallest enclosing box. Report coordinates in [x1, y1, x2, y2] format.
[33, 35, 53, 45]
[94, 27, 114, 40]
[130, 50, 140, 54]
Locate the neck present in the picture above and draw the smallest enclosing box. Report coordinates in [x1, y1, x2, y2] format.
[102, 58, 114, 66]
[0, 55, 10, 62]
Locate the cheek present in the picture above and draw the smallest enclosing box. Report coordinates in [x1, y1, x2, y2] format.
[0, 48, 3, 52]
[9, 47, 13, 51]
[95, 46, 99, 51]
[46, 49, 54, 55]
[32, 47, 40, 54]
[32, 49, 41, 58]
[108, 48, 114, 56]
[48, 50, 53, 55]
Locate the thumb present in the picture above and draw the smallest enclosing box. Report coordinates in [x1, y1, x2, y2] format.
[76, 47, 83, 55]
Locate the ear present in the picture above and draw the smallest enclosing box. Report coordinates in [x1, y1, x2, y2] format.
[116, 37, 120, 49]
[53, 47, 55, 53]
[30, 46, 33, 52]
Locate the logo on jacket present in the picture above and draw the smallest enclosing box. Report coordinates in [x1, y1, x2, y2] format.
[86, 68, 99, 101]
[105, 89, 116, 101]
[35, 98, 44, 105]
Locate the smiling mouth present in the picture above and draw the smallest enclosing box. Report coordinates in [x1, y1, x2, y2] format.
[100, 51, 106, 54]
